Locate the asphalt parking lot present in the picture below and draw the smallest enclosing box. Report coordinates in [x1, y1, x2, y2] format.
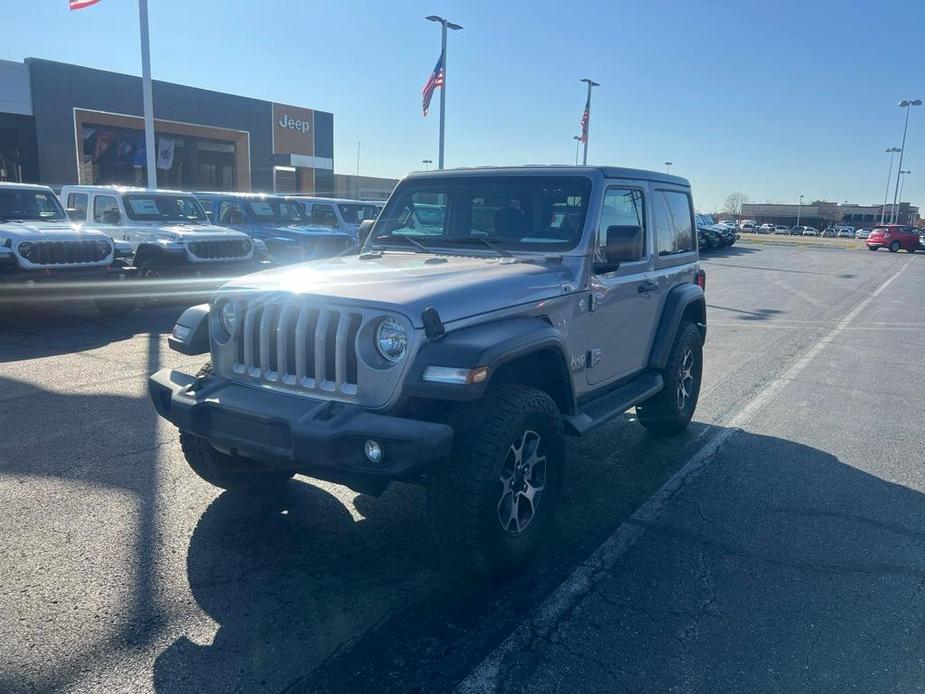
[2, 241, 924, 693]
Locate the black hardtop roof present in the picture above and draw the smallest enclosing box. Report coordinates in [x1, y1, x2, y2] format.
[403, 165, 690, 187]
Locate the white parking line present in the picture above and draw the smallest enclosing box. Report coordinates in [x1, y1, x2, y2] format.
[455, 256, 915, 694]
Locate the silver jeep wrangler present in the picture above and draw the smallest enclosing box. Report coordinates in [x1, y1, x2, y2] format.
[149, 166, 706, 576]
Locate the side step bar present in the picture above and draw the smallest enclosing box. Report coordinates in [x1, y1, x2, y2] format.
[562, 372, 663, 436]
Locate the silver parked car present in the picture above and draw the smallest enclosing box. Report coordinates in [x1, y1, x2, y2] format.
[150, 165, 707, 577]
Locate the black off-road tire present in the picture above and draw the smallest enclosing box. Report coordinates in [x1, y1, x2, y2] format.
[889, 241, 901, 252]
[868, 246, 878, 251]
[636, 321, 703, 437]
[427, 384, 565, 577]
[178, 361, 294, 493]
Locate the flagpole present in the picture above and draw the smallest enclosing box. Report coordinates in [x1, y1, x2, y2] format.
[580, 78, 599, 166]
[139, 0, 156, 189]
[438, 22, 447, 170]
[426, 16, 462, 170]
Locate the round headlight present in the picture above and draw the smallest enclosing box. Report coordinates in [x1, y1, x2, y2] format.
[18, 242, 35, 260]
[375, 317, 408, 363]
[219, 300, 238, 338]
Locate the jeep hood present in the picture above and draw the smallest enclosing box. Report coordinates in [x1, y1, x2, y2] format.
[219, 252, 580, 326]
[0, 220, 111, 242]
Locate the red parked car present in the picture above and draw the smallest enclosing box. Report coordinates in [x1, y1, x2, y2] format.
[866, 225, 920, 253]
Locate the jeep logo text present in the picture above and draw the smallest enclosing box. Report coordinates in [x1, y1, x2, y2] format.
[278, 114, 310, 134]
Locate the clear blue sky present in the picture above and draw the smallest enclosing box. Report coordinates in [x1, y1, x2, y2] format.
[4, 0, 924, 211]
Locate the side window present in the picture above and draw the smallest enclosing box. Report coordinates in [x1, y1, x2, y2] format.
[597, 187, 645, 262]
[93, 195, 119, 222]
[311, 204, 337, 227]
[654, 191, 695, 256]
[67, 193, 88, 219]
[218, 201, 246, 225]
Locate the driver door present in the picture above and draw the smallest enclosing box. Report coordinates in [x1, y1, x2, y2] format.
[587, 183, 660, 385]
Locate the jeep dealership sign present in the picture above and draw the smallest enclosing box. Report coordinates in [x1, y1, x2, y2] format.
[272, 103, 315, 156]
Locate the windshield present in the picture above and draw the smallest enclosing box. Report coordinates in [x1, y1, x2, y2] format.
[0, 189, 67, 222]
[246, 199, 307, 224]
[123, 193, 207, 222]
[371, 176, 591, 253]
[337, 203, 382, 225]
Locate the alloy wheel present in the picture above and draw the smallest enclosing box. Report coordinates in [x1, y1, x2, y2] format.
[677, 348, 695, 410]
[497, 429, 547, 535]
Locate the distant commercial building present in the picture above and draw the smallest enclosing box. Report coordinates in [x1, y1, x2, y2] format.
[740, 201, 918, 228]
[332, 173, 399, 201]
[0, 57, 335, 195]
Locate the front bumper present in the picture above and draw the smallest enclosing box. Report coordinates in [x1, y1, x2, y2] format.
[149, 368, 454, 483]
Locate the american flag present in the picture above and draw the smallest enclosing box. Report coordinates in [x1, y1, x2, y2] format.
[70, 0, 101, 9]
[422, 53, 445, 117]
[578, 93, 590, 143]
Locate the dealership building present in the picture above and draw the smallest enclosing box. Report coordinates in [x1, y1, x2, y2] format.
[0, 57, 397, 199]
[740, 201, 919, 228]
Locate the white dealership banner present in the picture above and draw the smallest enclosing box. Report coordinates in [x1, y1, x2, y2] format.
[156, 137, 176, 170]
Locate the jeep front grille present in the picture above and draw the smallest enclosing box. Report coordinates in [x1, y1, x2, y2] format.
[19, 239, 111, 265]
[231, 297, 363, 396]
[188, 238, 252, 260]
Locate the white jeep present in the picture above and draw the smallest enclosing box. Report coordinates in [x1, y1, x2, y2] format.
[0, 182, 126, 290]
[59, 185, 258, 281]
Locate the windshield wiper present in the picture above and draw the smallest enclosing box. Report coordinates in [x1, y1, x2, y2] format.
[446, 236, 513, 257]
[372, 234, 430, 253]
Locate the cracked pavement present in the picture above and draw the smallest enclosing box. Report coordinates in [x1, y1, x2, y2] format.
[2, 244, 925, 692]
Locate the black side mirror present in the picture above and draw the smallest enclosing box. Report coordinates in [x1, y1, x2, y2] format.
[358, 219, 375, 246]
[596, 225, 643, 272]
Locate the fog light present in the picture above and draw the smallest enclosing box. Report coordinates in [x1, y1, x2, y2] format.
[364, 439, 383, 463]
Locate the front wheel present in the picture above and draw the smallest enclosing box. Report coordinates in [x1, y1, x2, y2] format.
[868, 246, 878, 251]
[636, 321, 703, 436]
[179, 432, 294, 493]
[427, 384, 565, 577]
[889, 241, 901, 252]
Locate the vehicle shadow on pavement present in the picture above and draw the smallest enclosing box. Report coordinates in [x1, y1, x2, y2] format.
[0, 303, 183, 361]
[701, 245, 758, 258]
[152, 480, 442, 694]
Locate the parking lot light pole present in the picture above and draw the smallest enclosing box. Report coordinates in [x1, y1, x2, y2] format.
[881, 147, 902, 225]
[426, 15, 462, 170]
[890, 99, 921, 223]
[898, 170, 911, 222]
[422, 159, 432, 170]
[665, 161, 672, 173]
[796, 194, 804, 228]
[573, 136, 581, 165]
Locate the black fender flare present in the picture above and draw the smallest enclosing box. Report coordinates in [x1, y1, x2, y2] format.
[648, 283, 706, 370]
[403, 316, 575, 411]
[167, 303, 210, 355]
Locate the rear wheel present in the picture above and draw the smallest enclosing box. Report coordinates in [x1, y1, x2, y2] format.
[889, 241, 901, 252]
[636, 321, 703, 437]
[427, 384, 565, 577]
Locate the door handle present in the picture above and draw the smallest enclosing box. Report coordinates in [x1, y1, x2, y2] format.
[637, 280, 658, 294]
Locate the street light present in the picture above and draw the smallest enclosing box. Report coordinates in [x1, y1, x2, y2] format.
[572, 136, 581, 166]
[422, 159, 433, 170]
[425, 15, 463, 170]
[881, 147, 902, 224]
[898, 170, 911, 222]
[890, 99, 921, 222]
[796, 194, 804, 228]
[578, 78, 600, 165]
[665, 161, 673, 173]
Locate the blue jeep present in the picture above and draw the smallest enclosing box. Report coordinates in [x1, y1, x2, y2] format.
[195, 192, 356, 264]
